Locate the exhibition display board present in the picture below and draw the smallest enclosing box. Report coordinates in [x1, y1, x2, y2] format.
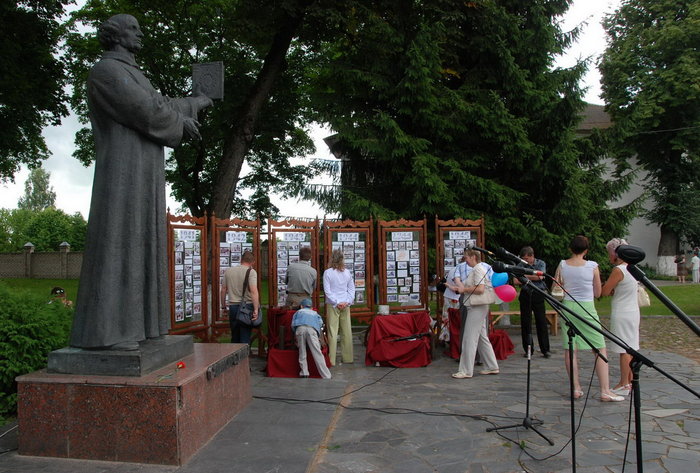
[323, 218, 375, 323]
[377, 218, 428, 311]
[167, 212, 208, 339]
[166, 214, 486, 345]
[435, 217, 486, 311]
[267, 218, 321, 310]
[210, 216, 261, 339]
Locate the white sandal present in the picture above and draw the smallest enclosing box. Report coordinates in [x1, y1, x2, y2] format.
[600, 392, 625, 402]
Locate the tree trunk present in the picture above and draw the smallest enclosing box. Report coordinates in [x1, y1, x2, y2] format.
[209, 6, 308, 219]
[656, 223, 678, 276]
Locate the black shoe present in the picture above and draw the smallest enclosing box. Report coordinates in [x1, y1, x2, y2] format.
[542, 352, 551, 358]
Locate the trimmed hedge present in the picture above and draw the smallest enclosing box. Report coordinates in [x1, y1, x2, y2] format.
[0, 283, 72, 420]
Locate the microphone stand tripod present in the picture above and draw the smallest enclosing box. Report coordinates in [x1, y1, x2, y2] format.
[541, 272, 698, 473]
[537, 283, 609, 473]
[487, 278, 553, 446]
[485, 269, 608, 473]
[484, 246, 699, 472]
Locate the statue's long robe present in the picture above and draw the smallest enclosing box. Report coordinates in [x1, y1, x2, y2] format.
[71, 50, 198, 348]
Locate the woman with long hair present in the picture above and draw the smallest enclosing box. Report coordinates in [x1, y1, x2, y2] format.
[555, 235, 623, 402]
[323, 249, 355, 366]
[601, 238, 640, 396]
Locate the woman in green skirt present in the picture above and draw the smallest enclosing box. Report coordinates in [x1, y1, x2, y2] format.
[554, 235, 623, 402]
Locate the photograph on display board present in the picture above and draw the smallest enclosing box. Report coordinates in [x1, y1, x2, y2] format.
[396, 249, 409, 262]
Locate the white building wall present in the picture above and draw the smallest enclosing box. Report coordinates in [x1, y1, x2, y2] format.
[603, 158, 661, 270]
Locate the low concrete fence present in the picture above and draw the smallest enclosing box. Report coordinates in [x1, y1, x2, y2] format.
[0, 243, 83, 279]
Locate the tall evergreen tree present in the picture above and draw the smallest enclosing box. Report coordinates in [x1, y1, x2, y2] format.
[304, 0, 633, 264]
[17, 167, 57, 211]
[600, 0, 700, 273]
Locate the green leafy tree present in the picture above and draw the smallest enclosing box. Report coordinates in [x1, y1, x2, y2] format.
[0, 207, 87, 252]
[600, 0, 700, 272]
[17, 167, 57, 211]
[303, 0, 634, 265]
[63, 0, 350, 219]
[0, 1, 70, 182]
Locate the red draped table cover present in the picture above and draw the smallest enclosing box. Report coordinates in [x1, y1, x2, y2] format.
[365, 311, 432, 368]
[445, 308, 514, 361]
[266, 307, 331, 378]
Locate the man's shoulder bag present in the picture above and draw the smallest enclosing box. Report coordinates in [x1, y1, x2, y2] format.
[236, 268, 262, 327]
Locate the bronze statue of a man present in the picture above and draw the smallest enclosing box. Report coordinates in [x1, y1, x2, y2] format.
[71, 14, 212, 350]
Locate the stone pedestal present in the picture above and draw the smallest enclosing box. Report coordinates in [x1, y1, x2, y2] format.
[47, 335, 194, 377]
[17, 343, 250, 465]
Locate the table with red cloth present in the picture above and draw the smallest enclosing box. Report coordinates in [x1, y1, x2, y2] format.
[365, 311, 432, 368]
[265, 307, 331, 378]
[445, 308, 514, 361]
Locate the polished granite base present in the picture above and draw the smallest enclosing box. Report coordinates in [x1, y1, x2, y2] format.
[47, 335, 194, 377]
[17, 343, 251, 465]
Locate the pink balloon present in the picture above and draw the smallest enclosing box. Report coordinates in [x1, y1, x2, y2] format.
[494, 284, 517, 303]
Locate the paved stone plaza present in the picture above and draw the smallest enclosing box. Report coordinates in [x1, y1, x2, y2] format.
[1, 327, 698, 473]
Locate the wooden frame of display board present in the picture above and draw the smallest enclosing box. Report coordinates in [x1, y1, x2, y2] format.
[167, 212, 209, 340]
[377, 218, 429, 312]
[434, 217, 486, 312]
[323, 218, 375, 323]
[210, 215, 261, 341]
[267, 218, 321, 310]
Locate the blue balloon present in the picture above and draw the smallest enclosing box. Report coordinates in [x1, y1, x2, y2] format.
[491, 272, 508, 288]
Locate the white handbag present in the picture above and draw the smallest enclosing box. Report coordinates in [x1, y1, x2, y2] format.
[551, 261, 565, 301]
[637, 284, 651, 307]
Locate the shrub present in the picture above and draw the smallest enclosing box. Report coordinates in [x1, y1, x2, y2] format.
[0, 283, 73, 420]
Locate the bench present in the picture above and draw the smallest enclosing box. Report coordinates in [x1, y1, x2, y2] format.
[489, 310, 558, 336]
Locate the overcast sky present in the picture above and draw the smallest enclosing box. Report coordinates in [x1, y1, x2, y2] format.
[0, 0, 622, 219]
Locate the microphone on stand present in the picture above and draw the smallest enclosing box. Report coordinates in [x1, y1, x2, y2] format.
[491, 260, 544, 277]
[495, 247, 530, 266]
[466, 242, 497, 259]
[390, 332, 432, 342]
[616, 245, 646, 265]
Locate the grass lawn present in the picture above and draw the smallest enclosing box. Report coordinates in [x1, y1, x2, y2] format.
[1, 278, 80, 302]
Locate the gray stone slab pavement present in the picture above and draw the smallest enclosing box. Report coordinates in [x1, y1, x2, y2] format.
[1, 327, 698, 473]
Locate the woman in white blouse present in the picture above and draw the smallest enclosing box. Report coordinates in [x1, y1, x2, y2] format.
[601, 238, 640, 397]
[555, 235, 623, 402]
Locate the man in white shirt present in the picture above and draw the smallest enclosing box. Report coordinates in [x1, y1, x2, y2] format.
[692, 251, 700, 283]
